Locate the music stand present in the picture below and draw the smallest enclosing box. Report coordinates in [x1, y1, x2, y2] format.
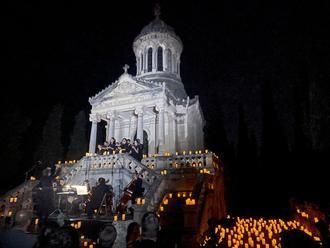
[48, 191, 74, 219]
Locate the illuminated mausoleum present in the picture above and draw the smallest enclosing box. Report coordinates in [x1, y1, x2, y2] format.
[1, 10, 323, 248]
[0, 11, 226, 248]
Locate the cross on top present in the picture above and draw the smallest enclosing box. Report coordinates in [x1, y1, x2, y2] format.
[123, 64, 130, 73]
[154, 3, 161, 19]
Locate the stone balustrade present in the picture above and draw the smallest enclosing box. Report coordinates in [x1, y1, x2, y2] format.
[142, 151, 219, 174]
[60, 154, 158, 186]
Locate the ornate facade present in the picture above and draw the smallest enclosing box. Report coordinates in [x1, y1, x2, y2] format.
[88, 14, 204, 155]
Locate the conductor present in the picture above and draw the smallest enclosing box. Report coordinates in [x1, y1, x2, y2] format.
[86, 177, 113, 218]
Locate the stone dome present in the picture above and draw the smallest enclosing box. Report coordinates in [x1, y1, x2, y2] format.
[134, 17, 182, 45]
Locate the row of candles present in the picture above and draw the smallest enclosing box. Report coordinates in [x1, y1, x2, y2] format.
[201, 216, 321, 247]
[297, 208, 320, 223]
[83, 149, 210, 158]
[158, 191, 196, 214]
[146, 160, 207, 170]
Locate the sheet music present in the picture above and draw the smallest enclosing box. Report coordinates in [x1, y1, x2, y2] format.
[71, 185, 88, 195]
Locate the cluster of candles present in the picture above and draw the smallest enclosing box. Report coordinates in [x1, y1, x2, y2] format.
[199, 168, 211, 174]
[9, 196, 18, 203]
[58, 160, 77, 164]
[136, 197, 146, 205]
[158, 191, 196, 214]
[85, 149, 210, 159]
[70, 220, 82, 229]
[297, 208, 320, 224]
[113, 213, 126, 221]
[81, 236, 96, 248]
[201, 216, 321, 247]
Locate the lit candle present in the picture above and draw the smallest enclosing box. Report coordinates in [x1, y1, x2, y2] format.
[122, 213, 126, 221]
[114, 215, 118, 221]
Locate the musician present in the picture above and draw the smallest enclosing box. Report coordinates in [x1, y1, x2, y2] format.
[86, 177, 114, 218]
[109, 138, 117, 154]
[120, 138, 128, 153]
[130, 140, 141, 161]
[126, 139, 132, 153]
[35, 168, 55, 223]
[131, 172, 144, 204]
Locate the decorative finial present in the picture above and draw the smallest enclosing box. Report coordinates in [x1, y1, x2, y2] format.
[154, 3, 161, 19]
[123, 64, 130, 74]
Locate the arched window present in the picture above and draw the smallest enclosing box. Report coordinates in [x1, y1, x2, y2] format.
[157, 46, 163, 71]
[147, 48, 152, 72]
[166, 49, 172, 72]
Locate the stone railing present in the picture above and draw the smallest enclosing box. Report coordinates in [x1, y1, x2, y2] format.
[60, 154, 158, 186]
[142, 151, 219, 174]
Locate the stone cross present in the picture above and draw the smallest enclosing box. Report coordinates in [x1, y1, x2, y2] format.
[154, 3, 161, 19]
[123, 64, 130, 73]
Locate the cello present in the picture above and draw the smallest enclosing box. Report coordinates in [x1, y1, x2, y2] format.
[116, 175, 139, 214]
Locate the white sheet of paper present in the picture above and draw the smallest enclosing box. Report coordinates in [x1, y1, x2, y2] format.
[71, 185, 88, 195]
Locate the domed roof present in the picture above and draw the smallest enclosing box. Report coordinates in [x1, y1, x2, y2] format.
[140, 17, 175, 36]
[134, 17, 182, 44]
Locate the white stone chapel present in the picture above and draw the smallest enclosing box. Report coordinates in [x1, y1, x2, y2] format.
[88, 12, 204, 155]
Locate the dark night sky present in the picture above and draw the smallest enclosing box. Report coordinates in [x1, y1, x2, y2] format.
[2, 0, 330, 215]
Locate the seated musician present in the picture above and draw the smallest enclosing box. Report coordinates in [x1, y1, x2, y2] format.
[86, 177, 114, 218]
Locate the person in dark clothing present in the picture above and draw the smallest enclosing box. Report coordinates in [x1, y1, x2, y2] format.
[120, 138, 128, 153]
[137, 139, 144, 161]
[131, 173, 144, 204]
[86, 178, 112, 218]
[35, 168, 55, 223]
[98, 223, 117, 248]
[0, 210, 37, 248]
[126, 222, 140, 248]
[133, 212, 159, 248]
[109, 138, 117, 154]
[126, 139, 132, 154]
[130, 140, 142, 161]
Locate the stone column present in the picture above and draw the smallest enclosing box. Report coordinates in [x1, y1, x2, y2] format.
[89, 114, 100, 153]
[105, 124, 109, 142]
[135, 108, 144, 144]
[144, 51, 147, 73]
[163, 49, 167, 72]
[157, 106, 165, 153]
[172, 115, 177, 152]
[152, 47, 157, 72]
[106, 112, 116, 141]
[136, 57, 140, 75]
